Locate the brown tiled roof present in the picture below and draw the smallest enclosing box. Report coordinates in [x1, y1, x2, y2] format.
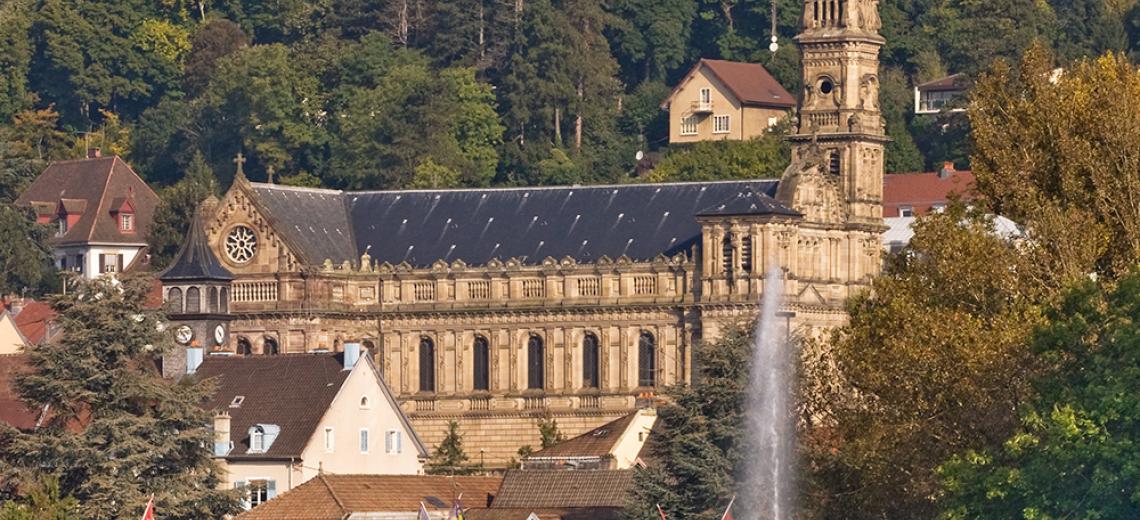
[195, 353, 352, 458]
[492, 470, 633, 509]
[12, 302, 56, 345]
[883, 170, 977, 217]
[916, 73, 968, 92]
[14, 156, 159, 246]
[665, 59, 795, 109]
[0, 354, 43, 430]
[467, 508, 623, 520]
[528, 413, 636, 459]
[236, 474, 504, 519]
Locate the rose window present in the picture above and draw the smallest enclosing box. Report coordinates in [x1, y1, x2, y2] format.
[225, 225, 257, 264]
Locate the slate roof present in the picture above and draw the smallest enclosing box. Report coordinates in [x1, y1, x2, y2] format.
[243, 180, 790, 267]
[698, 186, 803, 218]
[491, 470, 633, 509]
[195, 354, 352, 458]
[159, 202, 233, 282]
[528, 413, 637, 460]
[14, 156, 159, 245]
[235, 474, 504, 519]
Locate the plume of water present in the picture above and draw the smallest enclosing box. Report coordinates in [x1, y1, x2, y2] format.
[743, 267, 795, 520]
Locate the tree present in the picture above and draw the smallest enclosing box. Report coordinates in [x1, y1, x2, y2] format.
[0, 275, 243, 520]
[147, 152, 218, 269]
[0, 0, 33, 123]
[425, 421, 480, 475]
[608, 0, 695, 83]
[537, 411, 564, 449]
[626, 325, 753, 520]
[644, 135, 789, 183]
[938, 273, 1140, 518]
[183, 19, 248, 96]
[0, 205, 56, 297]
[0, 475, 80, 520]
[800, 206, 1056, 519]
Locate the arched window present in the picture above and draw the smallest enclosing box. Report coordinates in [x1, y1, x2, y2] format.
[742, 235, 753, 273]
[166, 287, 182, 313]
[722, 234, 733, 277]
[419, 337, 435, 393]
[263, 337, 278, 355]
[582, 333, 600, 389]
[472, 336, 490, 391]
[638, 332, 656, 387]
[220, 288, 229, 313]
[527, 335, 544, 390]
[237, 337, 253, 356]
[208, 287, 219, 313]
[185, 287, 201, 313]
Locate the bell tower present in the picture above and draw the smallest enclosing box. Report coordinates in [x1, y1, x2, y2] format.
[779, 0, 886, 227]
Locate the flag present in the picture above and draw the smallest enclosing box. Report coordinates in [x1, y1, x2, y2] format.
[656, 503, 667, 520]
[449, 493, 465, 520]
[419, 501, 432, 520]
[720, 496, 736, 520]
[140, 495, 155, 520]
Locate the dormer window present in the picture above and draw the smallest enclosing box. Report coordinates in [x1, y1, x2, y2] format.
[119, 212, 134, 232]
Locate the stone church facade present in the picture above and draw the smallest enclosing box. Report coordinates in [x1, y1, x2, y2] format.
[161, 0, 886, 465]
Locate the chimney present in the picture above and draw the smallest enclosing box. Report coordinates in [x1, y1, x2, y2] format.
[213, 412, 232, 457]
[343, 342, 362, 371]
[938, 161, 955, 179]
[87, 148, 101, 159]
[186, 346, 204, 374]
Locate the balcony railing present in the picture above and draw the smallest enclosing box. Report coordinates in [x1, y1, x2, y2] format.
[691, 100, 714, 113]
[232, 281, 277, 303]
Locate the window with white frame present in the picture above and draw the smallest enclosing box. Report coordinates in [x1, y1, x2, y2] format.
[360, 429, 370, 453]
[680, 116, 699, 135]
[324, 427, 334, 453]
[247, 479, 274, 507]
[713, 115, 730, 134]
[119, 213, 134, 232]
[250, 428, 264, 452]
[699, 88, 711, 105]
[899, 206, 915, 217]
[385, 430, 402, 454]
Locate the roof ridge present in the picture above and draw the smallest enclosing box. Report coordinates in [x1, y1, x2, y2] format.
[343, 178, 778, 196]
[82, 158, 118, 242]
[318, 474, 349, 514]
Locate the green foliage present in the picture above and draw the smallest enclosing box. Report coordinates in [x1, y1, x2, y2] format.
[537, 412, 565, 449]
[146, 152, 218, 269]
[0, 475, 80, 520]
[0, 0, 33, 123]
[0, 275, 243, 519]
[938, 273, 1140, 518]
[0, 205, 56, 297]
[425, 421, 481, 475]
[645, 136, 789, 183]
[625, 325, 752, 520]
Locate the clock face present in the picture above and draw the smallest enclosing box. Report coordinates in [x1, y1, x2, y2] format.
[175, 326, 193, 345]
[213, 325, 226, 345]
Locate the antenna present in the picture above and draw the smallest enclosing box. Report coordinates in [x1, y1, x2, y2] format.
[768, 0, 779, 53]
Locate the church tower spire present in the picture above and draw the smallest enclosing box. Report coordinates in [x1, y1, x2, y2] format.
[778, 0, 886, 227]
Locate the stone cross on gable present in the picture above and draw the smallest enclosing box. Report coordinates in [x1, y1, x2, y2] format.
[233, 152, 246, 177]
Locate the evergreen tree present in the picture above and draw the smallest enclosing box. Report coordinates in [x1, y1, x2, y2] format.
[0, 275, 243, 520]
[0, 475, 80, 520]
[537, 411, 564, 448]
[425, 421, 480, 475]
[146, 152, 219, 269]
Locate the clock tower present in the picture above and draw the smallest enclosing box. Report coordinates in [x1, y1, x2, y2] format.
[159, 197, 235, 377]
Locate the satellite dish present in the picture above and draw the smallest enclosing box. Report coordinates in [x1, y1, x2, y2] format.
[635, 150, 645, 161]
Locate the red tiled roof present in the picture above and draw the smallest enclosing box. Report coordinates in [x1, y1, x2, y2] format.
[528, 413, 636, 459]
[700, 60, 796, 108]
[883, 170, 977, 217]
[236, 474, 504, 519]
[0, 354, 43, 430]
[14, 156, 159, 246]
[492, 470, 632, 509]
[12, 302, 56, 346]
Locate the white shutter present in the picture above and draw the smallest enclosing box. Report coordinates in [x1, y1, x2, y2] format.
[267, 480, 277, 499]
[234, 480, 249, 509]
[385, 431, 393, 453]
[395, 431, 402, 453]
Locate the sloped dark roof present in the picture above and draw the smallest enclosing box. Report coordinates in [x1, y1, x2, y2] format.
[195, 354, 352, 458]
[698, 185, 803, 218]
[528, 413, 637, 459]
[15, 156, 159, 245]
[492, 470, 633, 509]
[916, 73, 968, 92]
[700, 59, 797, 108]
[159, 204, 233, 282]
[242, 180, 789, 268]
[236, 474, 504, 519]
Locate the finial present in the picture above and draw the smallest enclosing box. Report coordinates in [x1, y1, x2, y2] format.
[233, 152, 247, 178]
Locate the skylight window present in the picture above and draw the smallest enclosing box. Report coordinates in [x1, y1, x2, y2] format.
[230, 396, 245, 408]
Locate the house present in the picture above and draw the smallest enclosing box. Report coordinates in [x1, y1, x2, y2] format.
[0, 314, 28, 355]
[235, 474, 503, 519]
[14, 151, 159, 278]
[914, 73, 968, 115]
[523, 409, 655, 470]
[466, 469, 633, 520]
[194, 347, 428, 509]
[661, 59, 795, 144]
[883, 164, 976, 218]
[10, 301, 57, 347]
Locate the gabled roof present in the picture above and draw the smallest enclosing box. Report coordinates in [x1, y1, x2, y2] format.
[14, 156, 159, 245]
[663, 59, 796, 109]
[916, 73, 968, 92]
[697, 186, 803, 218]
[12, 302, 55, 345]
[159, 201, 233, 282]
[235, 474, 504, 519]
[883, 170, 976, 216]
[528, 414, 637, 460]
[492, 470, 633, 509]
[195, 352, 425, 459]
[239, 180, 786, 267]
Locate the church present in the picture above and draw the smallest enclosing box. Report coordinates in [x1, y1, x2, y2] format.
[161, 0, 887, 465]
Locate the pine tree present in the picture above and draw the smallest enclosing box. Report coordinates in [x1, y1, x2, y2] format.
[0, 275, 243, 520]
[0, 475, 80, 520]
[425, 421, 480, 475]
[146, 152, 219, 269]
[537, 411, 564, 448]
